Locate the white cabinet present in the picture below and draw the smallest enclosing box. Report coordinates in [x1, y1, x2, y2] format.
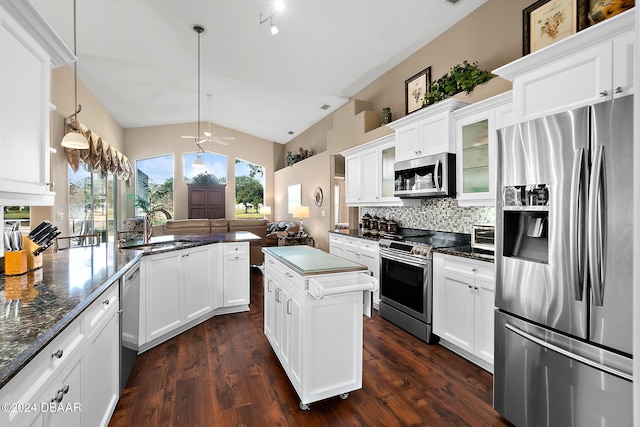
[141, 245, 215, 346]
[433, 253, 495, 372]
[0, 280, 119, 427]
[263, 252, 375, 409]
[388, 98, 469, 162]
[0, 0, 74, 206]
[453, 92, 513, 206]
[341, 134, 400, 206]
[223, 242, 250, 307]
[329, 233, 379, 309]
[494, 10, 634, 123]
[82, 284, 119, 427]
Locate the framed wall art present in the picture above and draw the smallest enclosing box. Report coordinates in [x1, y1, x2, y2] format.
[587, 0, 634, 26]
[523, 0, 589, 55]
[405, 67, 431, 115]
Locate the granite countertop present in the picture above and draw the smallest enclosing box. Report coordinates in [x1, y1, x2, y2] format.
[263, 246, 368, 276]
[435, 246, 495, 263]
[328, 228, 380, 241]
[0, 231, 261, 389]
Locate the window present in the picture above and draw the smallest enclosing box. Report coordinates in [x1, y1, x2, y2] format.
[3, 206, 30, 231]
[182, 152, 227, 184]
[68, 165, 117, 245]
[235, 159, 265, 218]
[135, 154, 174, 222]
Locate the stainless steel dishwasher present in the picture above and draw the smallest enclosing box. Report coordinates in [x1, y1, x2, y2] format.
[120, 261, 140, 391]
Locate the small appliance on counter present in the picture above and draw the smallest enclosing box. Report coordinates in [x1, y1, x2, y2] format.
[471, 225, 495, 253]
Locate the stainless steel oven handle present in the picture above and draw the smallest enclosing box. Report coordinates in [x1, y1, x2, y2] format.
[505, 322, 631, 381]
[379, 251, 429, 268]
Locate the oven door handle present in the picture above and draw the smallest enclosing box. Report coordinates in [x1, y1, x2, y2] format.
[380, 251, 429, 268]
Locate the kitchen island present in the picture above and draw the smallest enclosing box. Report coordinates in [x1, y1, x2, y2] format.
[0, 231, 259, 426]
[262, 246, 377, 410]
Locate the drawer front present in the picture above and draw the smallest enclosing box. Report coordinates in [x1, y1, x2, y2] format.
[1, 320, 84, 424]
[441, 254, 494, 283]
[84, 282, 119, 333]
[264, 255, 306, 294]
[224, 242, 248, 256]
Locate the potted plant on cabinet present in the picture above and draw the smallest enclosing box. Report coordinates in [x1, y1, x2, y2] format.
[424, 60, 493, 106]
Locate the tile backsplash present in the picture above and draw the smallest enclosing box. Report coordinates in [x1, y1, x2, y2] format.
[360, 198, 495, 235]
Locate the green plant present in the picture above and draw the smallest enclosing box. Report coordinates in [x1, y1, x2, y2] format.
[192, 171, 220, 184]
[424, 61, 492, 106]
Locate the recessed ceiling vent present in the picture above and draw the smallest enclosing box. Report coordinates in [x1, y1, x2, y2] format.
[445, 0, 462, 3]
[288, 131, 295, 135]
[320, 104, 331, 110]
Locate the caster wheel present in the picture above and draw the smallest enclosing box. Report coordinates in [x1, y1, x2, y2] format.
[339, 393, 349, 400]
[299, 402, 310, 411]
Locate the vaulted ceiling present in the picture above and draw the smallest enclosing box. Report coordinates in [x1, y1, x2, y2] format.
[32, 0, 487, 144]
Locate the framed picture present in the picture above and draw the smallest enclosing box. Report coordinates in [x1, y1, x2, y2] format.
[523, 0, 589, 55]
[405, 67, 431, 115]
[288, 184, 301, 214]
[587, 0, 634, 27]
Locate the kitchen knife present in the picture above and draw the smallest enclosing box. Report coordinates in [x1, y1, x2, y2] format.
[3, 231, 12, 251]
[33, 237, 58, 256]
[30, 225, 54, 244]
[32, 225, 57, 245]
[35, 228, 59, 246]
[29, 221, 51, 239]
[15, 231, 22, 250]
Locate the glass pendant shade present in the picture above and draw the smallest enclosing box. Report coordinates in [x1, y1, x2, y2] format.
[61, 130, 89, 149]
[192, 156, 205, 168]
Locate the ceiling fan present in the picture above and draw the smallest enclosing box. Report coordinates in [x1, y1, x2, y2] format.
[182, 94, 235, 146]
[181, 26, 235, 149]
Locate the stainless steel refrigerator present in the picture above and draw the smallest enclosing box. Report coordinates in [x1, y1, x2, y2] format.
[494, 95, 633, 426]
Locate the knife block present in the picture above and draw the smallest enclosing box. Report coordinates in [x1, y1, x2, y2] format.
[5, 250, 27, 275]
[22, 236, 42, 271]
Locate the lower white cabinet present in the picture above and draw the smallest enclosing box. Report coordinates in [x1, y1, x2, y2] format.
[263, 252, 375, 409]
[223, 242, 250, 307]
[82, 283, 119, 427]
[328, 233, 379, 309]
[140, 242, 250, 350]
[0, 281, 119, 427]
[433, 252, 495, 372]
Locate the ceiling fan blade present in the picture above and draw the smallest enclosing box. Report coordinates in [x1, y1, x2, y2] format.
[213, 138, 229, 146]
[196, 138, 209, 144]
[204, 131, 212, 138]
[216, 136, 235, 140]
[182, 135, 199, 139]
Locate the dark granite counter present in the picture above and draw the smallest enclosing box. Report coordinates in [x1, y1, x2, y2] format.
[328, 228, 380, 242]
[0, 231, 260, 389]
[0, 244, 140, 388]
[435, 246, 495, 263]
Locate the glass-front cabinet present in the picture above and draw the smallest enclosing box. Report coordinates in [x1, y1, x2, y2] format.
[453, 92, 513, 206]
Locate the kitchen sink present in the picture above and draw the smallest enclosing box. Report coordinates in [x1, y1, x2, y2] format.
[120, 239, 195, 252]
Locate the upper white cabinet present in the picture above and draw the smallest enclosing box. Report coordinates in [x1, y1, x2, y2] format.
[453, 91, 513, 206]
[0, 0, 74, 205]
[494, 10, 634, 123]
[388, 99, 469, 162]
[342, 134, 401, 206]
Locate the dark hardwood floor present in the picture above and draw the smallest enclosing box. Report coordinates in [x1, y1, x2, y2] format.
[109, 268, 513, 427]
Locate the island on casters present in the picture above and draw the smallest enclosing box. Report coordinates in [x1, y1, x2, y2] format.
[262, 245, 377, 410]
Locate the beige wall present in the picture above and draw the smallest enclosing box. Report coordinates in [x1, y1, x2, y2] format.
[123, 123, 276, 220]
[274, 151, 332, 250]
[33, 65, 125, 237]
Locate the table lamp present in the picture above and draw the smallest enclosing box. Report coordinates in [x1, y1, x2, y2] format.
[293, 205, 310, 236]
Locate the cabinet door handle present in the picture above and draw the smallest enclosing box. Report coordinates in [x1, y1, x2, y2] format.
[275, 288, 281, 303]
[468, 285, 473, 289]
[599, 90, 608, 97]
[287, 299, 292, 314]
[614, 86, 623, 94]
[103, 299, 110, 306]
[267, 279, 272, 292]
[285, 272, 294, 278]
[471, 267, 477, 272]
[51, 349, 64, 359]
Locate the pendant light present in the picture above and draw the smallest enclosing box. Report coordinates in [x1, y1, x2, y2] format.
[191, 25, 206, 169]
[61, 0, 89, 149]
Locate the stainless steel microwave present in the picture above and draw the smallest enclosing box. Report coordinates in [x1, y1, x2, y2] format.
[393, 152, 456, 198]
[471, 225, 495, 252]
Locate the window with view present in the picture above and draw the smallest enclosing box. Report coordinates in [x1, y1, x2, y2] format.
[235, 159, 265, 219]
[135, 154, 174, 224]
[182, 152, 228, 184]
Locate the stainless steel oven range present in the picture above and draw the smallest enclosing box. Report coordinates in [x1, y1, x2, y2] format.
[378, 230, 469, 343]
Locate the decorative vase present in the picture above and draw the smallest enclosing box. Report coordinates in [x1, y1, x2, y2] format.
[381, 107, 392, 125]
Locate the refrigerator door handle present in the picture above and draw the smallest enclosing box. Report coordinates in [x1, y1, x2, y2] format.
[505, 322, 632, 381]
[588, 145, 606, 306]
[434, 159, 442, 193]
[569, 148, 587, 300]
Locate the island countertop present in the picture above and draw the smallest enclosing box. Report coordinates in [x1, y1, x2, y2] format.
[263, 246, 368, 276]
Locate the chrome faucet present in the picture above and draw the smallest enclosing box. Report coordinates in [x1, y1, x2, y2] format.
[143, 208, 172, 244]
